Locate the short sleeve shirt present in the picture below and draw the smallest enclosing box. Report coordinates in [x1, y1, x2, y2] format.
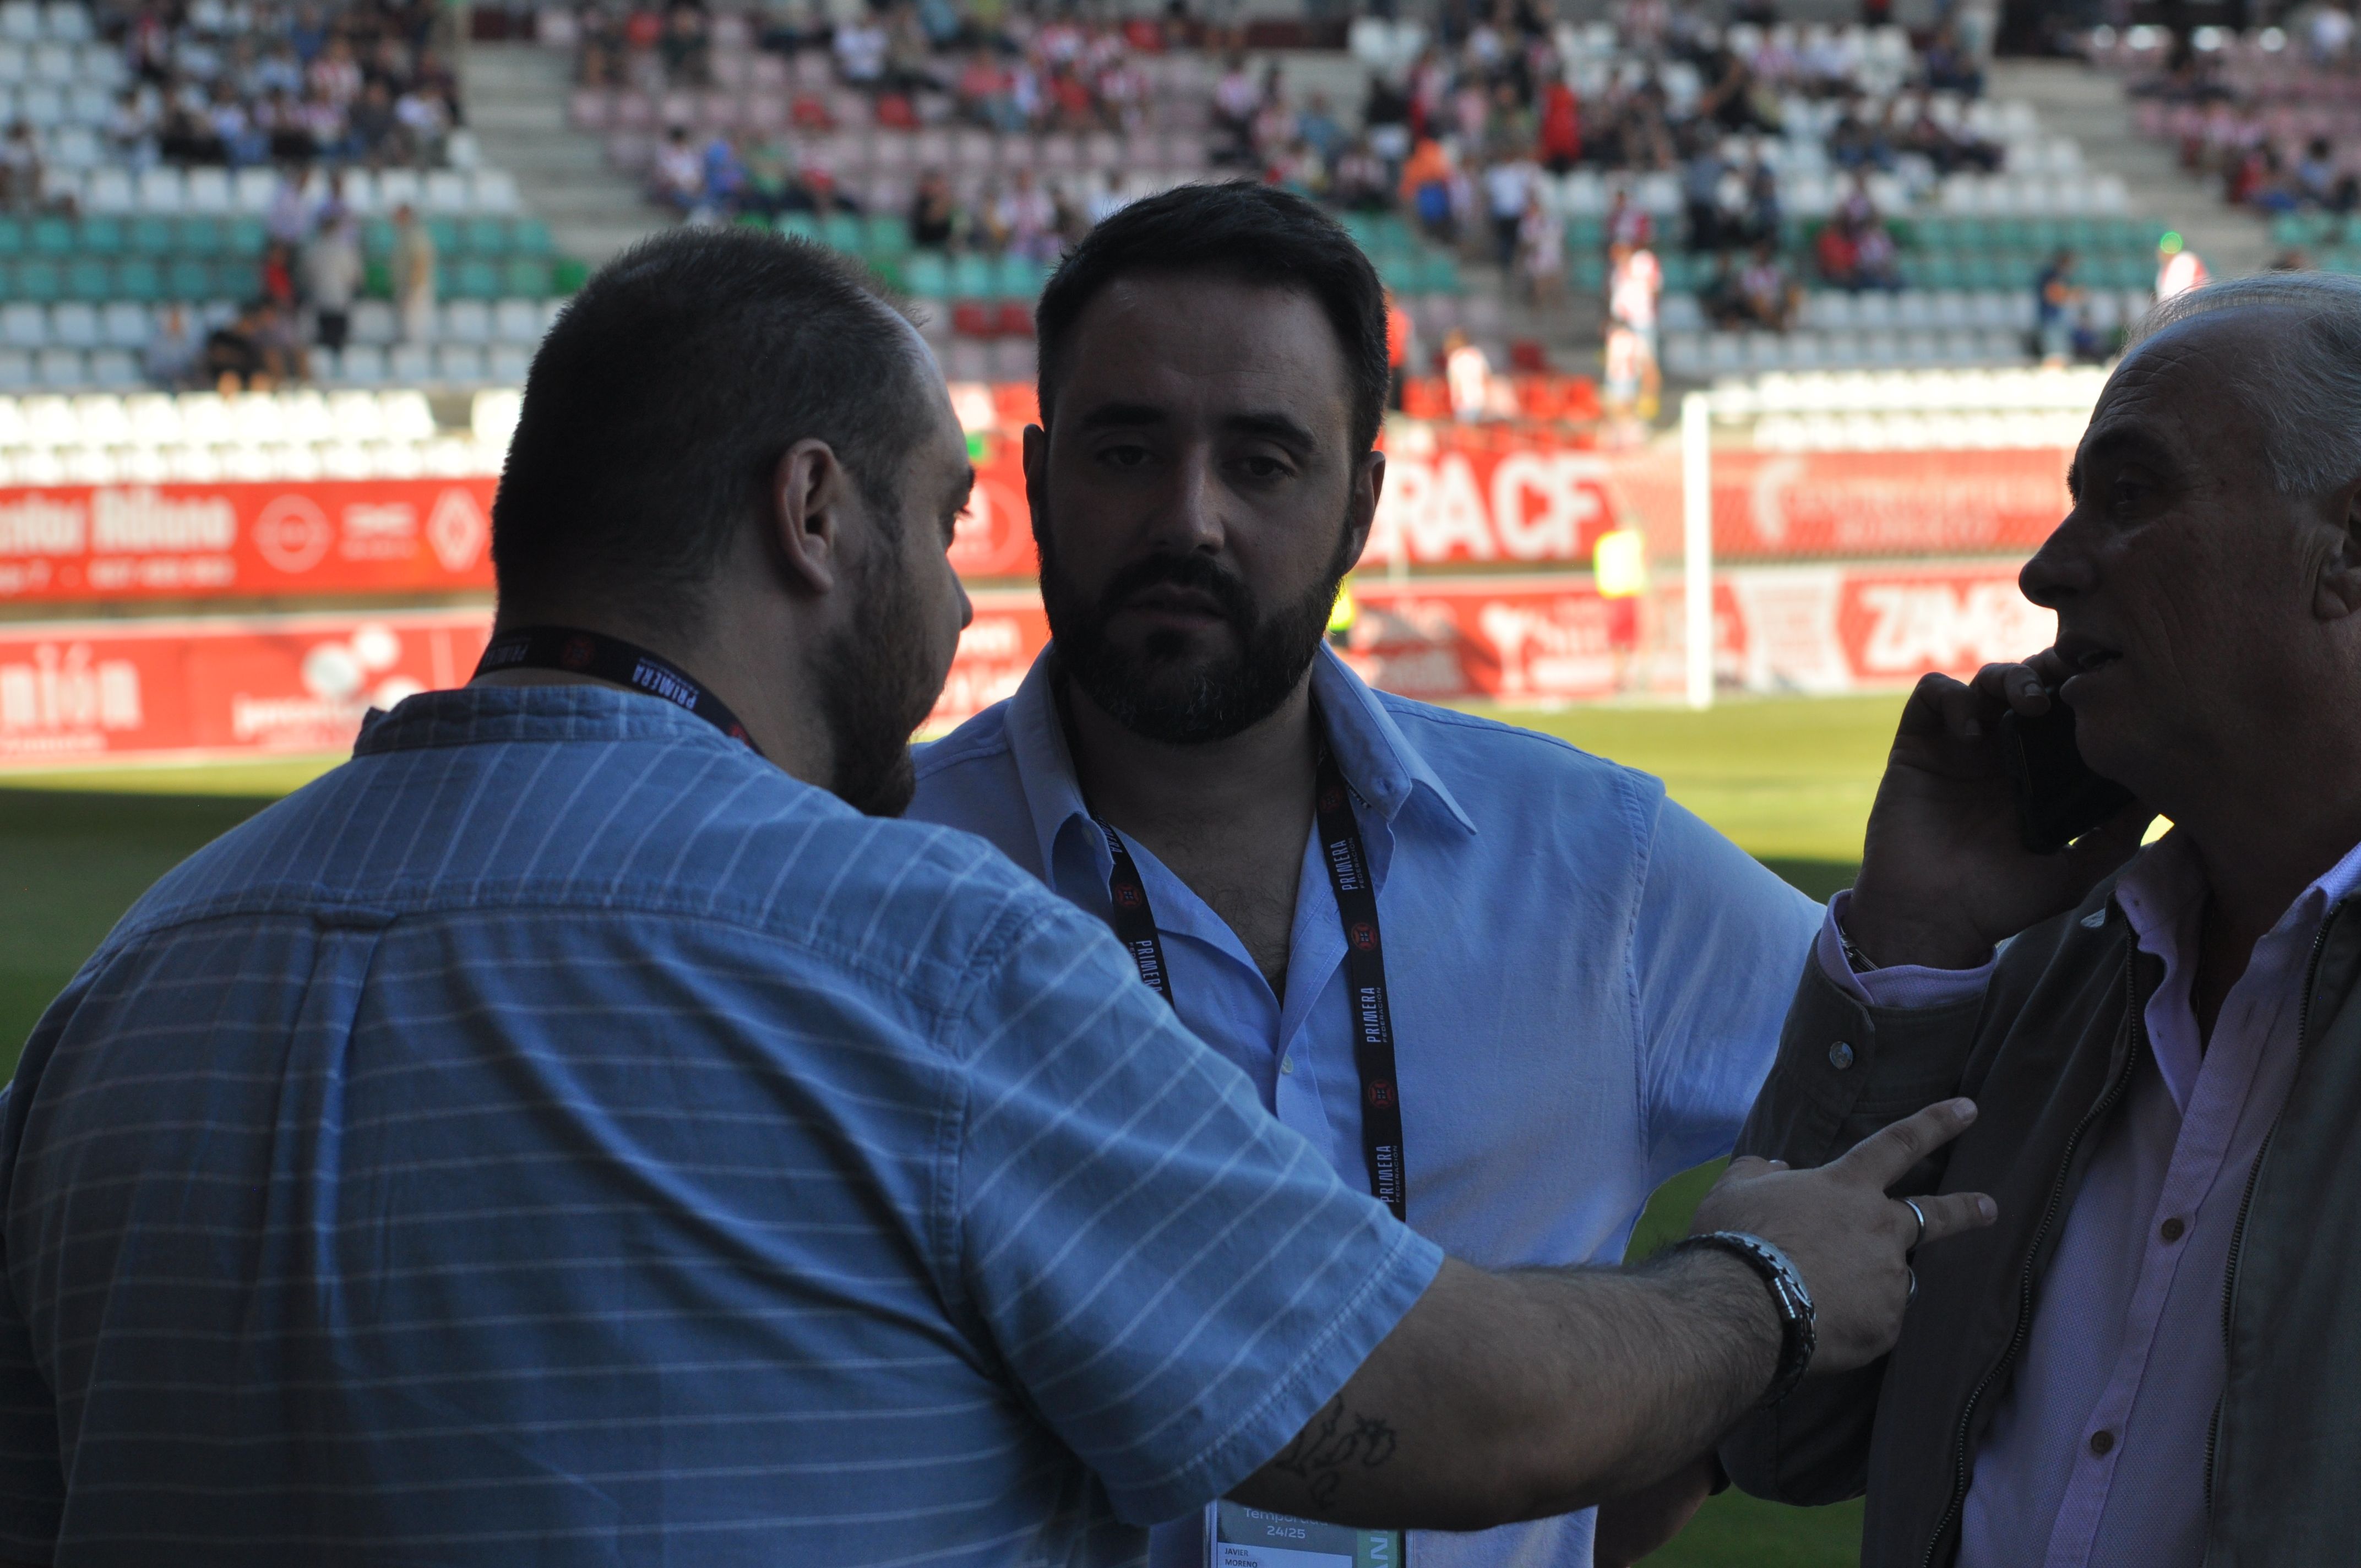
[0, 685, 1441, 1566]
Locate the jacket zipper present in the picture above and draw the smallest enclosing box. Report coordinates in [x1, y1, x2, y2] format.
[2202, 903, 2342, 1518]
[1918, 932, 2144, 1568]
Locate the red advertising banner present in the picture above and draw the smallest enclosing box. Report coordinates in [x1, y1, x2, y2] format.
[1702, 449, 2072, 560]
[0, 480, 498, 604]
[0, 608, 491, 765]
[960, 437, 2071, 579]
[0, 442, 2068, 604]
[0, 566, 2052, 770]
[936, 562, 2053, 724]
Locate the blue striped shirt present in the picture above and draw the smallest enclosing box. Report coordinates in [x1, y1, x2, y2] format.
[0, 685, 1441, 1566]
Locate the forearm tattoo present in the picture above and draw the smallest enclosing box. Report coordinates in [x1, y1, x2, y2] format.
[1267, 1395, 1400, 1511]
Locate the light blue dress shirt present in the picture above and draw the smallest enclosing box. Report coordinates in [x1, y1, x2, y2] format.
[0, 685, 1442, 1567]
[910, 646, 1823, 1568]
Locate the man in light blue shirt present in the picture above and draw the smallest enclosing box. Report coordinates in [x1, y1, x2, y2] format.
[909, 183, 1824, 1568]
[0, 226, 1974, 1568]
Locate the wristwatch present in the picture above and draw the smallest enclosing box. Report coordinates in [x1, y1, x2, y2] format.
[1674, 1230, 1817, 1407]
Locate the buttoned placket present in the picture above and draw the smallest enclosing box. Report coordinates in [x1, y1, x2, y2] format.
[2037, 876, 2322, 1567]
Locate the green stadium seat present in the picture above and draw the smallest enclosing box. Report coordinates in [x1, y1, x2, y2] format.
[166, 258, 210, 300]
[362, 258, 392, 299]
[114, 256, 161, 301]
[551, 257, 589, 294]
[950, 253, 994, 297]
[992, 252, 1044, 299]
[1421, 252, 1462, 293]
[64, 259, 109, 301]
[862, 213, 910, 259]
[14, 259, 58, 302]
[0, 218, 22, 259]
[1569, 254, 1605, 291]
[211, 258, 256, 298]
[423, 217, 460, 258]
[902, 251, 949, 297]
[78, 216, 123, 255]
[1564, 216, 1603, 251]
[128, 215, 173, 256]
[775, 213, 822, 244]
[451, 258, 499, 300]
[225, 217, 267, 259]
[28, 217, 70, 257]
[512, 217, 554, 255]
[463, 216, 510, 257]
[178, 217, 223, 258]
[503, 257, 552, 297]
[1919, 253, 1961, 289]
[361, 219, 396, 262]
[820, 213, 862, 253]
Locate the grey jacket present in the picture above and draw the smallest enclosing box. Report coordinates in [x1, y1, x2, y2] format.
[1721, 875, 2361, 1567]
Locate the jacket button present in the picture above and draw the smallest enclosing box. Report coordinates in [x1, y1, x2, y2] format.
[1827, 1041, 1856, 1070]
[2090, 1430, 2115, 1456]
[2161, 1217, 2185, 1243]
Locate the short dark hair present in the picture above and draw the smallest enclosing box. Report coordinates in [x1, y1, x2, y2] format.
[493, 227, 932, 631]
[1034, 182, 1390, 455]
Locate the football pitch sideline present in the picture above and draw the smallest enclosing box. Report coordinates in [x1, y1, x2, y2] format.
[0, 691, 1906, 1567]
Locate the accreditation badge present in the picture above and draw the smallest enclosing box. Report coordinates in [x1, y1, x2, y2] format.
[1204, 1500, 1407, 1568]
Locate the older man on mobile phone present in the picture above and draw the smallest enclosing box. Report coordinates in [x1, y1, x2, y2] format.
[906, 182, 1838, 1568]
[1723, 271, 2361, 1566]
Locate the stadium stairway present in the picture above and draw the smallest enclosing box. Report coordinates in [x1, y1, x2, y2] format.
[1987, 57, 2271, 279]
[461, 43, 666, 266]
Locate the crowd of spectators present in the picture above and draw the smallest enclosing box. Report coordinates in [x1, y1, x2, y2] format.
[97, 0, 465, 170]
[2118, 18, 2361, 217]
[579, 2, 1182, 137]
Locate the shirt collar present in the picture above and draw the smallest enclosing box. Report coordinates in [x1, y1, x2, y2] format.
[999, 641, 1478, 878]
[353, 682, 756, 759]
[2114, 826, 2361, 964]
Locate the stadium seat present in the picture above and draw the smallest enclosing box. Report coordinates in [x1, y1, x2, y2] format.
[493, 297, 541, 344]
[336, 345, 387, 386]
[98, 300, 144, 347]
[184, 167, 231, 214]
[63, 258, 106, 301]
[351, 300, 396, 345]
[441, 299, 491, 344]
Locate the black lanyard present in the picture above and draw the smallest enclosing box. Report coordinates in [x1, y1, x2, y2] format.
[474, 625, 760, 755]
[1085, 741, 1407, 1223]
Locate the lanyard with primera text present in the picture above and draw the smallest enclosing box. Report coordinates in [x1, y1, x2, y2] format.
[474, 626, 761, 755]
[1089, 744, 1407, 1224]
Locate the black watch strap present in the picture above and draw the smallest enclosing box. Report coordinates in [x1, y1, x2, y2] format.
[1673, 1230, 1818, 1408]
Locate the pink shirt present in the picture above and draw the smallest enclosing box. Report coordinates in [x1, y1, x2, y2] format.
[1819, 830, 2361, 1568]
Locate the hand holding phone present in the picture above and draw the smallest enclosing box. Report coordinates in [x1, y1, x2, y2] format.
[1998, 700, 2136, 856]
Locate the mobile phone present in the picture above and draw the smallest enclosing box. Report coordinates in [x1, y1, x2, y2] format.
[1998, 700, 2134, 855]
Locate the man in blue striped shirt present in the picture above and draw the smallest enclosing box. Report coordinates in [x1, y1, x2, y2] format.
[0, 230, 1987, 1567]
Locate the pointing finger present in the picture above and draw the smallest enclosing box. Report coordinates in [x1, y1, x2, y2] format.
[1907, 1190, 1998, 1248]
[1829, 1098, 1978, 1190]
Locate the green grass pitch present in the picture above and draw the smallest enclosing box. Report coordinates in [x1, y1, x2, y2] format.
[0, 692, 1906, 1565]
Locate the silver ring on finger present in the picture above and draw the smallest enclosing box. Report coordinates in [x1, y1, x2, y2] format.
[1907, 1266, 1918, 1306]
[1903, 1197, 1928, 1255]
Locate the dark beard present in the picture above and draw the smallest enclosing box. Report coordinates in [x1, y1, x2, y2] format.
[814, 536, 938, 817]
[1037, 515, 1356, 746]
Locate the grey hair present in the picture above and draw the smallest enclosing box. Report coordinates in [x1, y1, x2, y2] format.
[2128, 271, 2361, 496]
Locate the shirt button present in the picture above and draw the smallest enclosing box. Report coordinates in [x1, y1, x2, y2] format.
[2161, 1217, 2186, 1243]
[1280, 1056, 1295, 1076]
[1828, 1041, 1856, 1071]
[2089, 1430, 2115, 1457]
